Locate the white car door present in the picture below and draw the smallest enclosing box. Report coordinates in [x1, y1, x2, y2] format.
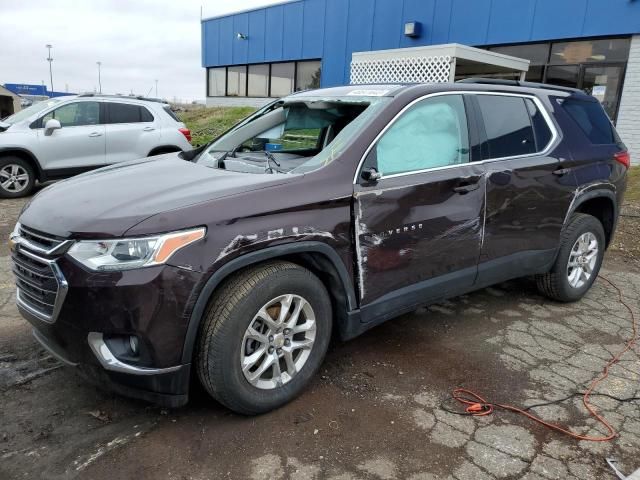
[35, 101, 106, 171]
[104, 102, 160, 163]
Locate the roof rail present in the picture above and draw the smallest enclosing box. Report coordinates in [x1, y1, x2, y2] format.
[77, 93, 168, 104]
[456, 77, 584, 95]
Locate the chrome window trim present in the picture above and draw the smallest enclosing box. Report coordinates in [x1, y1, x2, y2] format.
[353, 90, 560, 184]
[87, 332, 183, 376]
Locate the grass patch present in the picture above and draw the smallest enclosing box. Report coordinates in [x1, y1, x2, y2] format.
[179, 107, 256, 146]
[626, 165, 639, 204]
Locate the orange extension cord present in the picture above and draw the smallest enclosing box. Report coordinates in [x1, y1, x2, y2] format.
[451, 275, 638, 442]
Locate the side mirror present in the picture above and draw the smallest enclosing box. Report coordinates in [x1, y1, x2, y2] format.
[44, 119, 61, 136]
[361, 167, 381, 183]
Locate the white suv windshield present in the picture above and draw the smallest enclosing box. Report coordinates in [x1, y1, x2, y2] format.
[196, 96, 390, 175]
[2, 98, 63, 124]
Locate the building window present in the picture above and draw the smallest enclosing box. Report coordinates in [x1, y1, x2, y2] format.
[484, 37, 631, 122]
[270, 62, 295, 97]
[227, 66, 247, 97]
[549, 39, 630, 65]
[207, 60, 322, 98]
[248, 64, 270, 97]
[488, 43, 549, 82]
[208, 68, 226, 97]
[296, 60, 322, 91]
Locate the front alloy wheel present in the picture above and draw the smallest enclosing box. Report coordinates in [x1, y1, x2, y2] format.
[0, 164, 29, 194]
[242, 294, 316, 389]
[197, 261, 332, 415]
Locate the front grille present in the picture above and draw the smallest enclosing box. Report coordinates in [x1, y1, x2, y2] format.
[11, 225, 70, 323]
[18, 225, 67, 254]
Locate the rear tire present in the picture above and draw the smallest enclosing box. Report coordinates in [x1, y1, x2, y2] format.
[196, 261, 332, 415]
[536, 213, 605, 302]
[0, 157, 35, 198]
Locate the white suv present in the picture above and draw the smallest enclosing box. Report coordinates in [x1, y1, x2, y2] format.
[0, 94, 192, 197]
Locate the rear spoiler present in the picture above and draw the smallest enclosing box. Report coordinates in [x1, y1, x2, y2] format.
[0, 121, 10, 132]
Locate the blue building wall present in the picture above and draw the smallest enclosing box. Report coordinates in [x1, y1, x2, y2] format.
[202, 0, 640, 88]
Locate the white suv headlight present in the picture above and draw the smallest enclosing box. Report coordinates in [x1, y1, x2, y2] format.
[67, 228, 205, 271]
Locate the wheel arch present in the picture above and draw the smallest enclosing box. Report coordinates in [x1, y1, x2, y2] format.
[0, 148, 44, 181]
[568, 189, 617, 247]
[181, 241, 357, 364]
[147, 145, 182, 157]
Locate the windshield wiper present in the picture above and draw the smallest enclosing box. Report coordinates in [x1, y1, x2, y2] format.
[264, 151, 284, 174]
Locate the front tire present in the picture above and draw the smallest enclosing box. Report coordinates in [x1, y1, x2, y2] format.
[196, 261, 332, 415]
[536, 213, 605, 302]
[0, 157, 35, 198]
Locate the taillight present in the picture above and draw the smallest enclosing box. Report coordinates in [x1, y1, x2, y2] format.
[179, 128, 192, 143]
[614, 150, 630, 169]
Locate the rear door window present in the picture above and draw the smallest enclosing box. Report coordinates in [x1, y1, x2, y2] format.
[107, 103, 154, 124]
[561, 98, 615, 144]
[476, 95, 536, 159]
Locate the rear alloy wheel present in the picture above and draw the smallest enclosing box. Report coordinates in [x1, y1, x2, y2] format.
[0, 157, 35, 198]
[536, 213, 605, 302]
[196, 261, 332, 415]
[566, 232, 599, 289]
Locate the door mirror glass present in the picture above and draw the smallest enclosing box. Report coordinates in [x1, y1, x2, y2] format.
[44, 118, 61, 135]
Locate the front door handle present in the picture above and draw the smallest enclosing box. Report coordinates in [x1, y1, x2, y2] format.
[453, 182, 480, 194]
[88, 132, 102, 137]
[553, 167, 572, 176]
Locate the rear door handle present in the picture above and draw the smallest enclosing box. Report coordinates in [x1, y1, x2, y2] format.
[143, 127, 155, 132]
[88, 132, 102, 137]
[453, 182, 480, 194]
[553, 167, 572, 176]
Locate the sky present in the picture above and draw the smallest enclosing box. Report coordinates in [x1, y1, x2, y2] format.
[0, 0, 283, 102]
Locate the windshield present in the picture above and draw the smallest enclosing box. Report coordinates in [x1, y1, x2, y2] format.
[195, 96, 390, 175]
[2, 98, 63, 124]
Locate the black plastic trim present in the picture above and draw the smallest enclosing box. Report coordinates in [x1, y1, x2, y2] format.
[41, 165, 104, 180]
[180, 241, 356, 364]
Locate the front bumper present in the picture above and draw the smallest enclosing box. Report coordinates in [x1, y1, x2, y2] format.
[32, 327, 191, 407]
[13, 237, 204, 407]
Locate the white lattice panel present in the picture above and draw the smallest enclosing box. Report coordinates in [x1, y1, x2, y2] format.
[350, 55, 452, 85]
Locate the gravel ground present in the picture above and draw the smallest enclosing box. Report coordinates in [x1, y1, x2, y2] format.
[1, 191, 639, 480]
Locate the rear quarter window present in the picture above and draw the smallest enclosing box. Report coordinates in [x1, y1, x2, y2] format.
[561, 98, 615, 144]
[163, 106, 181, 122]
[107, 103, 154, 124]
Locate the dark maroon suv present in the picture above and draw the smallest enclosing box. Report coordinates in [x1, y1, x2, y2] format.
[10, 80, 629, 414]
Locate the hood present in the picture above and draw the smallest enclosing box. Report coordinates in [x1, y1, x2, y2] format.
[19, 154, 295, 238]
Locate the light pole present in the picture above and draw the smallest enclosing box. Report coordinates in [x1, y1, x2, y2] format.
[155, 79, 158, 98]
[45, 44, 54, 94]
[96, 62, 102, 93]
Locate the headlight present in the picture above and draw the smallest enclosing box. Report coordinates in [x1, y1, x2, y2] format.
[67, 227, 205, 271]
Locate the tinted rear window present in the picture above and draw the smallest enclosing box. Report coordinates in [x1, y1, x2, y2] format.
[108, 103, 154, 124]
[561, 98, 614, 144]
[477, 96, 536, 158]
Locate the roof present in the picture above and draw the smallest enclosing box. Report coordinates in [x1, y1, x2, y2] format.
[288, 84, 406, 99]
